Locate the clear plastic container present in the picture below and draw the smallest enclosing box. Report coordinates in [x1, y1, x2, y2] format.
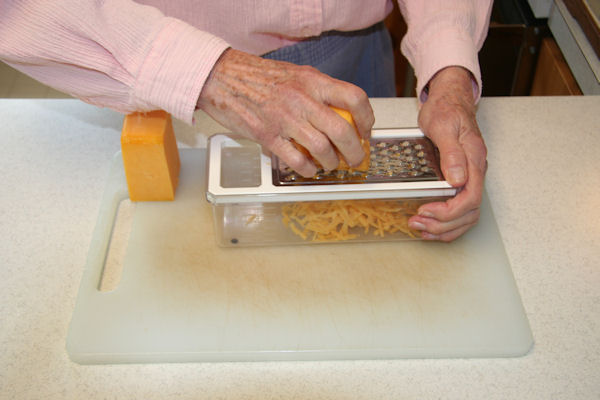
[211, 197, 453, 247]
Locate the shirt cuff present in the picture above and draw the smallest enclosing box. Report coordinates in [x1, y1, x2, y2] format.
[402, 28, 482, 104]
[133, 18, 230, 124]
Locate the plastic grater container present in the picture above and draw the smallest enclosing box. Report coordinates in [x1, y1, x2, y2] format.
[206, 128, 456, 247]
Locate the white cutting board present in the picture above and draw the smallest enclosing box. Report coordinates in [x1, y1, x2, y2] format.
[67, 149, 533, 364]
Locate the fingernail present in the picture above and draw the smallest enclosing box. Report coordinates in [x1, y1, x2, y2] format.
[409, 221, 426, 231]
[447, 166, 465, 184]
[418, 210, 434, 218]
[421, 232, 440, 240]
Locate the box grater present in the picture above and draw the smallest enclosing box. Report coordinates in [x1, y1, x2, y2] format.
[206, 128, 456, 246]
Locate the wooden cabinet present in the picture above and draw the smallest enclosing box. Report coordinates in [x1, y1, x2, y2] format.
[530, 37, 583, 95]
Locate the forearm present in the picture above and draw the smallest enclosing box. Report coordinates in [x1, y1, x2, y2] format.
[396, 0, 493, 102]
[0, 0, 229, 123]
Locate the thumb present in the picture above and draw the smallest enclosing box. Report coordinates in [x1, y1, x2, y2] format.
[434, 134, 467, 187]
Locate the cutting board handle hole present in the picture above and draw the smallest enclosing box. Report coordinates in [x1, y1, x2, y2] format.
[98, 198, 135, 292]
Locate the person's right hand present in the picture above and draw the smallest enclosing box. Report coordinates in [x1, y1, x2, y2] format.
[196, 49, 375, 177]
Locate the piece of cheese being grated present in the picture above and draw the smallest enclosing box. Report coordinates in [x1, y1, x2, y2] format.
[292, 106, 370, 172]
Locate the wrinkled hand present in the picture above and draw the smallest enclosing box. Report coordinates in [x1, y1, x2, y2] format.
[197, 49, 375, 177]
[408, 66, 488, 242]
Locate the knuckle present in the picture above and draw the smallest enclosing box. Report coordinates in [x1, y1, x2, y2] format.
[328, 118, 351, 142]
[256, 125, 280, 147]
[298, 64, 319, 75]
[421, 218, 445, 235]
[308, 134, 332, 157]
[296, 65, 325, 84]
[443, 149, 466, 166]
[439, 235, 456, 243]
[460, 195, 481, 215]
[286, 150, 307, 169]
[440, 231, 463, 243]
[479, 141, 488, 157]
[366, 109, 376, 127]
[427, 224, 446, 236]
[467, 208, 481, 224]
[282, 148, 315, 177]
[346, 85, 368, 107]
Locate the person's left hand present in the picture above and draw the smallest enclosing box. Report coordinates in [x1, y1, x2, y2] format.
[408, 66, 488, 242]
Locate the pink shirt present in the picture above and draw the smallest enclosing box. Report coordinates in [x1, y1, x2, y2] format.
[0, 1, 492, 124]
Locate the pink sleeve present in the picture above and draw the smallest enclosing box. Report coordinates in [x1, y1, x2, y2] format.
[0, 0, 230, 124]
[397, 0, 493, 103]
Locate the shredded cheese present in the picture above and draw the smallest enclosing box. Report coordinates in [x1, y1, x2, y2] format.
[281, 200, 420, 242]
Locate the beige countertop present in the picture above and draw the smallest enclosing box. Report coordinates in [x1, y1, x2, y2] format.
[1, 97, 599, 399]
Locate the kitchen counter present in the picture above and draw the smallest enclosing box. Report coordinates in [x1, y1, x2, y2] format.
[1, 97, 599, 399]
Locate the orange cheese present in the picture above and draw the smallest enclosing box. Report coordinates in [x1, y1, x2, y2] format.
[292, 106, 370, 171]
[121, 110, 181, 201]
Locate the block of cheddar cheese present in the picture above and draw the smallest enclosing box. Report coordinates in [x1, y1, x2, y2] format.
[292, 106, 370, 172]
[121, 110, 181, 201]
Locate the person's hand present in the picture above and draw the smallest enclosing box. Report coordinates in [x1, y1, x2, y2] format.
[197, 49, 375, 177]
[408, 66, 487, 242]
